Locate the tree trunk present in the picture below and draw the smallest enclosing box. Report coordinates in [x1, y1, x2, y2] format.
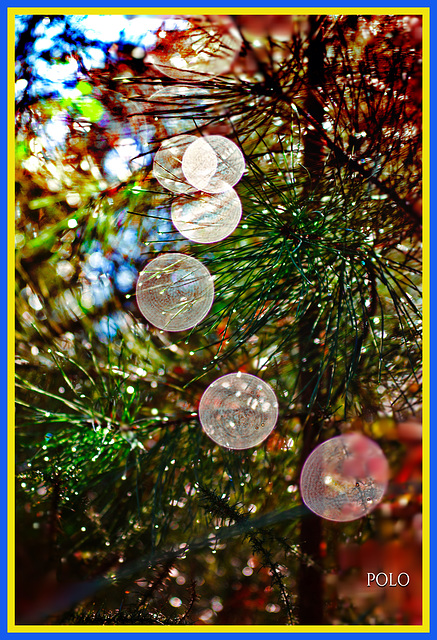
[297, 15, 326, 625]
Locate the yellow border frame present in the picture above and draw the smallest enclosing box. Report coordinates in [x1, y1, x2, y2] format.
[9, 7, 430, 633]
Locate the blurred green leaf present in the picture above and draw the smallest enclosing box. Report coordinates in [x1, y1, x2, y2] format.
[75, 96, 105, 122]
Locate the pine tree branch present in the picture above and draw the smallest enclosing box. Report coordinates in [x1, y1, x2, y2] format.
[20, 503, 307, 623]
[291, 101, 421, 229]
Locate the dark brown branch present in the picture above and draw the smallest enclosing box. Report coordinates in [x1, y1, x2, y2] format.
[291, 101, 421, 231]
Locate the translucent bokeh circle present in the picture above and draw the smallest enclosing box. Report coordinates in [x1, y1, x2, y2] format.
[146, 86, 219, 135]
[152, 135, 200, 194]
[199, 372, 279, 449]
[181, 137, 218, 192]
[171, 189, 242, 243]
[182, 135, 245, 193]
[147, 85, 215, 113]
[148, 18, 242, 82]
[299, 433, 389, 522]
[136, 253, 214, 331]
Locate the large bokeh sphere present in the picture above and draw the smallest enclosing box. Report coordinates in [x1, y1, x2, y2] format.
[147, 85, 215, 113]
[299, 433, 389, 522]
[136, 253, 214, 331]
[147, 18, 242, 82]
[199, 372, 279, 449]
[171, 189, 242, 243]
[182, 135, 245, 193]
[152, 135, 202, 194]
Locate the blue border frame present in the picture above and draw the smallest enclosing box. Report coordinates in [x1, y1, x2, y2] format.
[7, 3, 432, 639]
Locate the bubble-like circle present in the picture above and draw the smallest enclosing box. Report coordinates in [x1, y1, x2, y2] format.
[152, 135, 201, 194]
[182, 135, 245, 194]
[136, 253, 214, 331]
[199, 372, 279, 449]
[181, 137, 219, 192]
[147, 85, 215, 114]
[299, 433, 389, 522]
[148, 18, 242, 82]
[171, 189, 242, 243]
[146, 86, 219, 136]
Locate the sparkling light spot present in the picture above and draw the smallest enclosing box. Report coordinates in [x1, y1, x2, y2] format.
[170, 597, 182, 608]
